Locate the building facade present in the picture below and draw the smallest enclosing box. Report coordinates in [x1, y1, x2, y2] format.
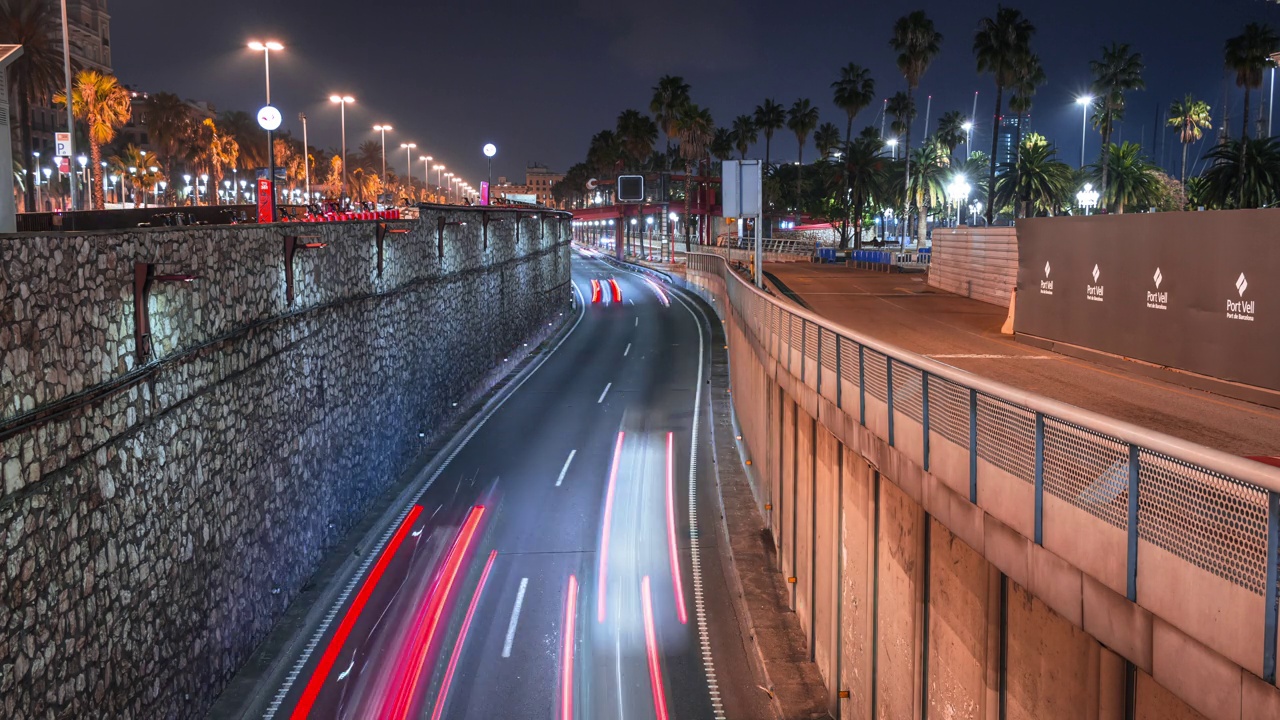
[26, 0, 112, 159]
[495, 162, 564, 208]
[995, 115, 1028, 170]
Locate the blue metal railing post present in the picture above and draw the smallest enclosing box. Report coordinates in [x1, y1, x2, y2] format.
[836, 336, 843, 410]
[887, 358, 895, 447]
[1034, 412, 1045, 545]
[969, 389, 978, 504]
[922, 371, 931, 472]
[1264, 490, 1280, 684]
[1127, 444, 1140, 603]
[816, 327, 822, 396]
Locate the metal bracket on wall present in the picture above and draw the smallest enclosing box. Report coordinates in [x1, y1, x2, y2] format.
[375, 221, 411, 277]
[133, 262, 198, 364]
[284, 235, 326, 306]
[438, 217, 467, 263]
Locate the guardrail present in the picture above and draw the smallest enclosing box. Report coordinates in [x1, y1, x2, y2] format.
[680, 250, 1280, 688]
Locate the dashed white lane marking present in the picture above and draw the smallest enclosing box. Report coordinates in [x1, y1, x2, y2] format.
[624, 343, 631, 357]
[635, 317, 639, 327]
[597, 382, 612, 404]
[555, 450, 577, 487]
[501, 578, 529, 658]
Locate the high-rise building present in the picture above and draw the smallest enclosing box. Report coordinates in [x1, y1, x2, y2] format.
[995, 115, 1028, 170]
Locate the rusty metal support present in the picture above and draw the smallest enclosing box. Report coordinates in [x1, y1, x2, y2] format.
[375, 221, 410, 276]
[284, 234, 325, 305]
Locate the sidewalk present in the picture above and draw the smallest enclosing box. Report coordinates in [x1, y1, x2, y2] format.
[764, 262, 1280, 458]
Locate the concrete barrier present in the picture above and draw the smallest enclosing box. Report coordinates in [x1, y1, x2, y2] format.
[928, 226, 1018, 307]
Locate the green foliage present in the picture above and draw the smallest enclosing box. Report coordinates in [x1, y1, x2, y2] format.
[1200, 137, 1280, 209]
[1087, 141, 1159, 213]
[994, 140, 1073, 217]
[832, 63, 876, 143]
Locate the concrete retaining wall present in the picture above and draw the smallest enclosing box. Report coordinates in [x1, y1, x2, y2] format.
[0, 207, 572, 718]
[928, 227, 1018, 307]
[685, 253, 1280, 720]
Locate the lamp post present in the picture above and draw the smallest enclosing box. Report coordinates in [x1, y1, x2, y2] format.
[299, 112, 310, 198]
[329, 95, 355, 200]
[373, 124, 393, 186]
[1076, 183, 1100, 215]
[886, 137, 898, 160]
[420, 156, 432, 201]
[1076, 95, 1093, 169]
[33, 151, 41, 211]
[444, 172, 454, 202]
[128, 166, 137, 208]
[483, 143, 496, 204]
[76, 155, 87, 209]
[200, 173, 208, 206]
[42, 167, 52, 210]
[157, 181, 166, 206]
[400, 142, 416, 198]
[962, 121, 974, 161]
[59, 0, 77, 213]
[183, 174, 191, 206]
[249, 40, 284, 220]
[435, 165, 445, 201]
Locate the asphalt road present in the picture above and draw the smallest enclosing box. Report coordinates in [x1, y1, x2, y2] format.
[215, 249, 773, 720]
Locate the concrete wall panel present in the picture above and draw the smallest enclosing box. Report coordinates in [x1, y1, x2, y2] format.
[814, 424, 840, 692]
[840, 449, 875, 720]
[876, 479, 923, 719]
[1005, 580, 1100, 720]
[927, 518, 990, 720]
[796, 414, 816, 637]
[1135, 669, 1207, 720]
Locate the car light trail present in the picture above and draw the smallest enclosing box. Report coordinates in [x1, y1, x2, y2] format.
[609, 278, 622, 303]
[590, 279, 602, 304]
[380, 505, 486, 720]
[598, 431, 624, 623]
[429, 548, 498, 720]
[561, 574, 579, 720]
[643, 277, 670, 307]
[290, 504, 424, 720]
[665, 432, 688, 625]
[641, 575, 670, 720]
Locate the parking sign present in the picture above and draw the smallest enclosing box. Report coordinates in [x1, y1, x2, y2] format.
[55, 132, 70, 157]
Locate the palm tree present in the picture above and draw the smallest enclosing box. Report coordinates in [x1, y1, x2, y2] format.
[814, 122, 841, 161]
[194, 118, 239, 204]
[753, 99, 786, 170]
[650, 75, 690, 222]
[1007, 53, 1045, 214]
[54, 70, 132, 210]
[731, 115, 758, 159]
[1167, 95, 1212, 188]
[616, 109, 658, 170]
[1224, 23, 1280, 141]
[218, 109, 265, 170]
[145, 92, 193, 202]
[889, 10, 943, 200]
[354, 140, 381, 174]
[787, 99, 819, 204]
[832, 63, 876, 145]
[586, 129, 622, 186]
[0, 0, 64, 211]
[1201, 137, 1280, 209]
[936, 110, 967, 160]
[994, 138, 1073, 217]
[674, 104, 714, 250]
[973, 5, 1036, 224]
[904, 142, 948, 245]
[885, 92, 915, 142]
[836, 135, 890, 249]
[711, 128, 734, 162]
[1090, 42, 1145, 202]
[1087, 141, 1158, 214]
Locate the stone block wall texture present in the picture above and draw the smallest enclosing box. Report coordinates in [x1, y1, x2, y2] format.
[683, 252, 1243, 720]
[0, 206, 572, 719]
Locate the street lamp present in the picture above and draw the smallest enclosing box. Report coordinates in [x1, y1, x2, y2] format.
[200, 173, 208, 206]
[373, 124, 393, 185]
[420, 156, 432, 200]
[75, 155, 87, 209]
[41, 167, 51, 210]
[329, 95, 355, 200]
[400, 142, 416, 197]
[1076, 95, 1093, 168]
[962, 121, 974, 161]
[483, 143, 497, 203]
[249, 40, 284, 220]
[886, 137, 898, 160]
[946, 174, 971, 228]
[1076, 183, 1100, 215]
[444, 172, 454, 202]
[434, 165, 444, 199]
[183, 174, 191, 206]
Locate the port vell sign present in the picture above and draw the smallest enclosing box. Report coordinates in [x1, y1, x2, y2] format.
[1015, 209, 1280, 393]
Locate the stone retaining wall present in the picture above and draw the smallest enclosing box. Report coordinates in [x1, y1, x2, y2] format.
[0, 206, 572, 718]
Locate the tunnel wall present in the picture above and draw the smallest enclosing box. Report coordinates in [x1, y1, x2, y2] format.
[0, 207, 572, 718]
[684, 253, 1280, 720]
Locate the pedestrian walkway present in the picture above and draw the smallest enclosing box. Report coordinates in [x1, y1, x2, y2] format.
[764, 262, 1280, 458]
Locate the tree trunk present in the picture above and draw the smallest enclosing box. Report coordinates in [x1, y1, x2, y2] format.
[796, 139, 803, 209]
[1180, 141, 1189, 189]
[19, 90, 34, 212]
[986, 84, 1003, 225]
[917, 197, 927, 247]
[1013, 111, 1025, 218]
[903, 88, 914, 244]
[89, 142, 104, 210]
[852, 195, 863, 250]
[684, 159, 693, 252]
[1239, 88, 1251, 208]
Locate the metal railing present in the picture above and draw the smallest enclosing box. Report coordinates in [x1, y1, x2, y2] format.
[681, 250, 1280, 684]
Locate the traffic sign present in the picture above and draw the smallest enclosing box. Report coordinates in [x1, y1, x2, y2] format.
[257, 105, 282, 131]
[54, 132, 70, 157]
[58, 157, 69, 174]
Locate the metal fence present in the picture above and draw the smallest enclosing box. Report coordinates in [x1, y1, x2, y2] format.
[682, 250, 1280, 685]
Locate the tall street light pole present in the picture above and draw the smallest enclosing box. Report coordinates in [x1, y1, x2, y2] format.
[483, 143, 496, 204]
[400, 142, 417, 198]
[1076, 95, 1093, 169]
[329, 95, 355, 200]
[249, 40, 283, 220]
[299, 112, 310, 199]
[59, 0, 77, 212]
[420, 156, 432, 199]
[962, 121, 973, 161]
[435, 165, 445, 200]
[373, 124, 392, 186]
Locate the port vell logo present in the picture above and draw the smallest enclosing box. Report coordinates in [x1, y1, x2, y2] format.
[1086, 264, 1104, 302]
[1227, 272, 1255, 322]
[1040, 261, 1053, 295]
[1146, 267, 1167, 310]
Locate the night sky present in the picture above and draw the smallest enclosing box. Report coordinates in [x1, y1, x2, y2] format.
[114, 0, 1280, 184]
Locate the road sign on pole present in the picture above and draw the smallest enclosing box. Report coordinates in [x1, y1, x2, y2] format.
[54, 132, 70, 158]
[721, 160, 764, 288]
